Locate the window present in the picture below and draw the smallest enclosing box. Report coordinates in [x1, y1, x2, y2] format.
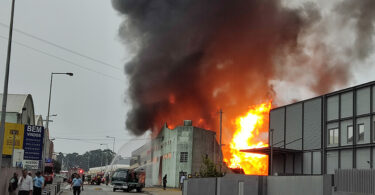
[329, 128, 339, 145]
[180, 152, 188, 162]
[358, 124, 365, 141]
[347, 126, 353, 143]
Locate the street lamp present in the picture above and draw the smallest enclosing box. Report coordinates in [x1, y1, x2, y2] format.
[100, 143, 109, 168]
[106, 136, 116, 153]
[46, 72, 73, 129]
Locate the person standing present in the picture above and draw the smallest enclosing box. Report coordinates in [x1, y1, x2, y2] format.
[8, 172, 18, 195]
[162, 174, 167, 190]
[179, 174, 186, 191]
[32, 171, 44, 195]
[71, 174, 83, 195]
[18, 169, 33, 195]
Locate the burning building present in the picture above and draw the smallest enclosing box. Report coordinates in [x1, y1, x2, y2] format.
[241, 81, 375, 175]
[150, 120, 221, 187]
[112, 0, 375, 176]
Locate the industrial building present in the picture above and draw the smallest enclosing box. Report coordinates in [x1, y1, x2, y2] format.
[131, 120, 221, 188]
[151, 120, 221, 187]
[263, 81, 375, 175]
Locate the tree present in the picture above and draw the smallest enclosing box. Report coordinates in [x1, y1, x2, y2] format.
[52, 159, 61, 173]
[199, 155, 223, 177]
[56, 149, 116, 171]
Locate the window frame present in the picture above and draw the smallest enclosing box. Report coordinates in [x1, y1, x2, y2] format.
[358, 123, 365, 142]
[180, 152, 188, 163]
[328, 128, 339, 145]
[347, 125, 353, 143]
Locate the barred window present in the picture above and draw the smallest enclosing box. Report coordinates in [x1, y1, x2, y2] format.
[180, 152, 188, 162]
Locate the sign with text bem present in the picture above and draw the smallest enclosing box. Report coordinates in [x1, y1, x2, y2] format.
[23, 125, 44, 160]
[23, 160, 39, 170]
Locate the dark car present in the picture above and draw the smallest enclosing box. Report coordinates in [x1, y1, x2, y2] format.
[112, 169, 144, 192]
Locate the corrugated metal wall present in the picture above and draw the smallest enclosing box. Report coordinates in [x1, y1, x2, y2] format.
[313, 151, 321, 174]
[340, 149, 352, 169]
[304, 98, 322, 150]
[356, 148, 370, 169]
[340, 92, 353, 118]
[327, 95, 339, 121]
[335, 169, 375, 194]
[270, 108, 285, 148]
[327, 151, 338, 174]
[286, 103, 302, 150]
[356, 87, 370, 115]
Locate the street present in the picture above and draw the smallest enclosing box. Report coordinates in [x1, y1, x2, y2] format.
[60, 184, 148, 195]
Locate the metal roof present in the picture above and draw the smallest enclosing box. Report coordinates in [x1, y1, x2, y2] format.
[0, 94, 32, 113]
[240, 147, 302, 155]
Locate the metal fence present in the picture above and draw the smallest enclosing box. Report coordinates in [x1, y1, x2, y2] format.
[334, 169, 375, 194]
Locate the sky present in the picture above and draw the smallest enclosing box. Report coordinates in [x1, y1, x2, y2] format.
[0, 0, 148, 156]
[0, 0, 374, 156]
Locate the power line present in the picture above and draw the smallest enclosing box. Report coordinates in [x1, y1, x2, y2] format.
[53, 136, 150, 141]
[0, 22, 122, 71]
[0, 35, 125, 82]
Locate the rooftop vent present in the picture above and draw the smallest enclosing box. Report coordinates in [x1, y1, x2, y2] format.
[184, 120, 192, 126]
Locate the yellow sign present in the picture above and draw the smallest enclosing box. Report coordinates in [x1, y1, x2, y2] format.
[2, 123, 25, 155]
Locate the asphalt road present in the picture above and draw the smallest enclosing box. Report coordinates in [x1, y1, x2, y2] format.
[60, 183, 148, 195]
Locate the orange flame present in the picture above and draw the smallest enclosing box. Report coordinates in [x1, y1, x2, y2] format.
[224, 101, 271, 175]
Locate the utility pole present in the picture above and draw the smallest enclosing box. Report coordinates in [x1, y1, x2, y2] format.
[270, 129, 274, 176]
[0, 0, 16, 169]
[219, 109, 223, 173]
[10, 130, 17, 167]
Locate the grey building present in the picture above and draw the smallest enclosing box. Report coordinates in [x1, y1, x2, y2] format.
[263, 81, 375, 175]
[0, 94, 36, 125]
[150, 120, 221, 187]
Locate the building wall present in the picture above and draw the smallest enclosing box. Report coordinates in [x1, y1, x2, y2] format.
[152, 125, 194, 188]
[20, 96, 35, 125]
[285, 103, 302, 150]
[270, 81, 375, 175]
[0, 112, 18, 123]
[191, 127, 220, 176]
[150, 124, 218, 188]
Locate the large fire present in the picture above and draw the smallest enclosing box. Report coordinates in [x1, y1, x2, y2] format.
[224, 102, 271, 175]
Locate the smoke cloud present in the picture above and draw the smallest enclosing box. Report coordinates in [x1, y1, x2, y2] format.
[112, 0, 375, 136]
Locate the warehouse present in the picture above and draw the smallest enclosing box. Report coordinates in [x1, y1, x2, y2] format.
[151, 120, 221, 187]
[266, 81, 375, 175]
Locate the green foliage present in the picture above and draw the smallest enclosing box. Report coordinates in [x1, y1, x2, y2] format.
[52, 159, 61, 173]
[199, 155, 223, 177]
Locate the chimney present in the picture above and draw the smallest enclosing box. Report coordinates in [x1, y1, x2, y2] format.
[183, 120, 192, 126]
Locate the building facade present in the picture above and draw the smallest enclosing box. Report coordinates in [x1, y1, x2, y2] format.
[0, 94, 35, 125]
[150, 120, 221, 187]
[269, 81, 375, 175]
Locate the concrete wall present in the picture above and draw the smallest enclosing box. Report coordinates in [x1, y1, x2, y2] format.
[184, 175, 332, 195]
[0, 167, 22, 195]
[184, 174, 263, 195]
[191, 127, 220, 176]
[267, 175, 332, 195]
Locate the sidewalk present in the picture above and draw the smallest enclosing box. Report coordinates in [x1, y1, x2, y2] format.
[143, 187, 182, 195]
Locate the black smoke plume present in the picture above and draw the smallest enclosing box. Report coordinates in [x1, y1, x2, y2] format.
[112, 0, 375, 136]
